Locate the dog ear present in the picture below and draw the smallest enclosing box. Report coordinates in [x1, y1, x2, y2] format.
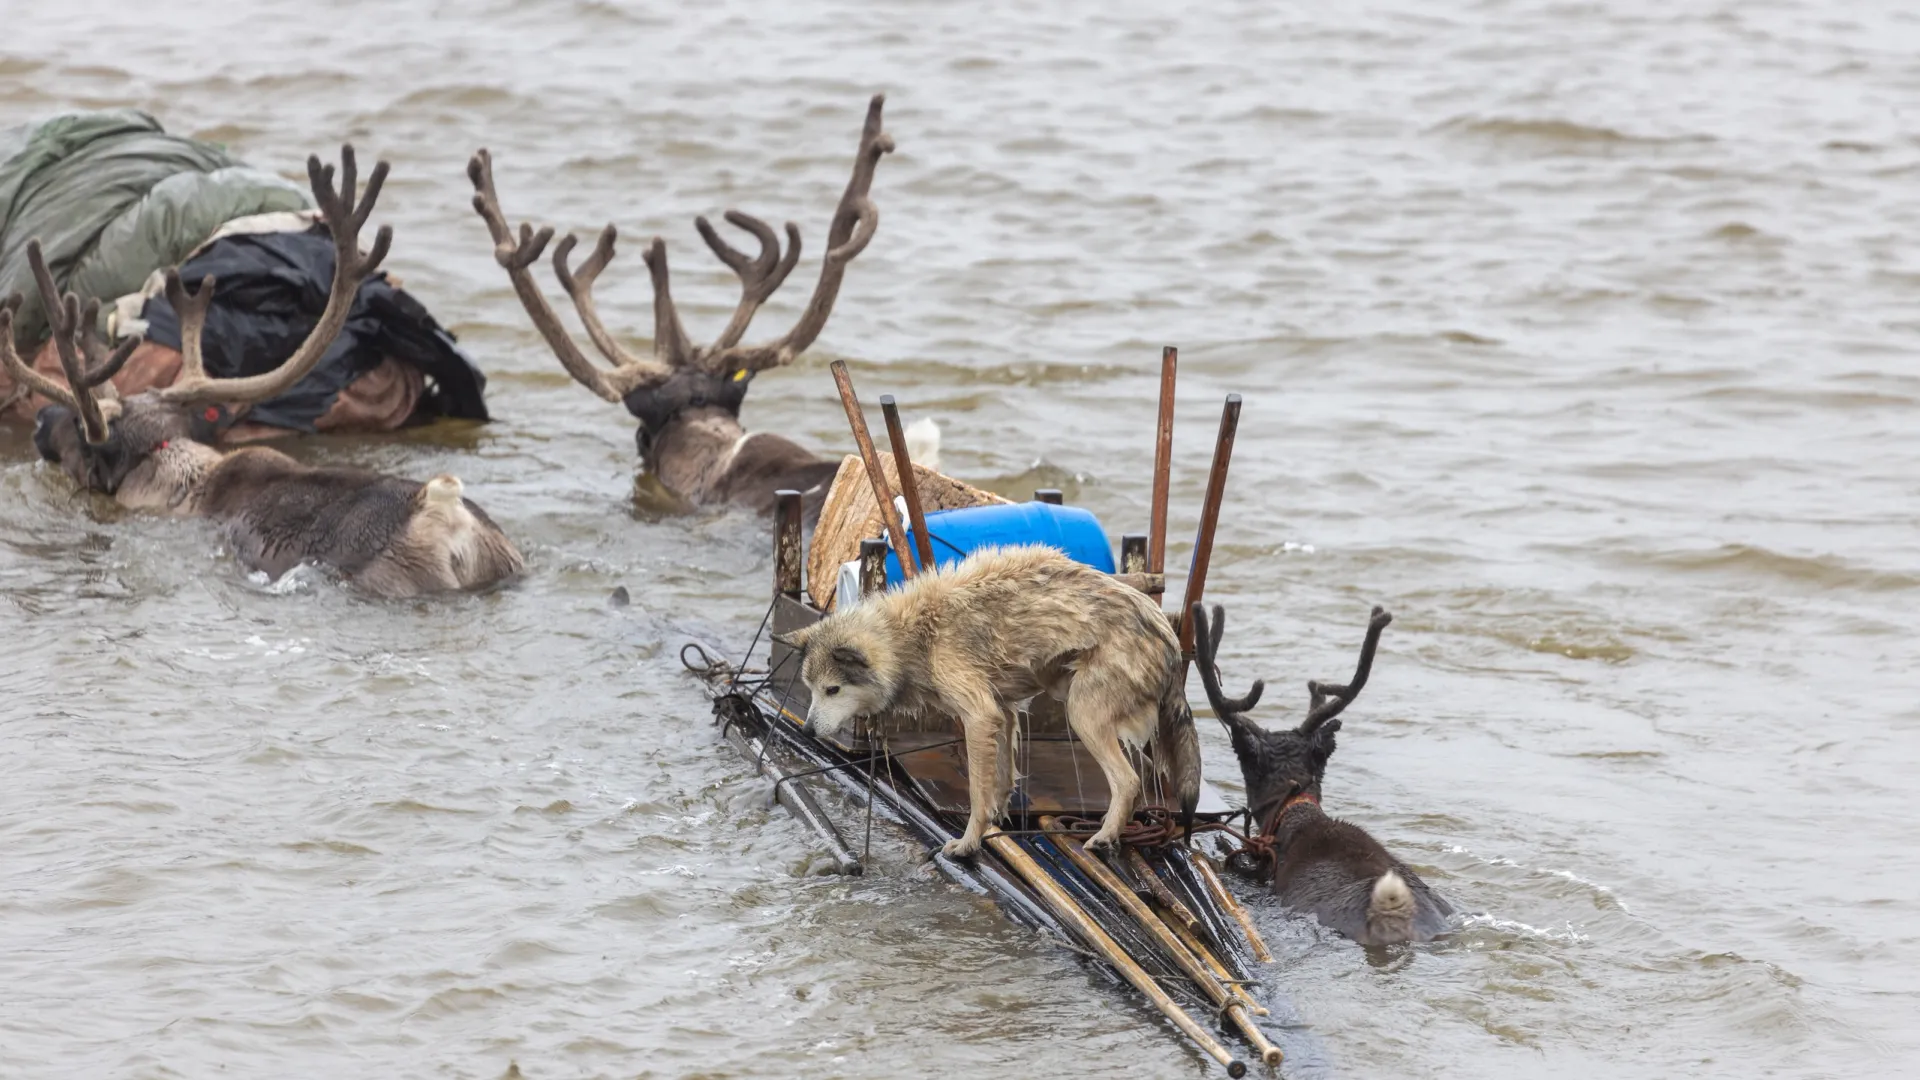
[830, 645, 870, 672]
[772, 626, 812, 651]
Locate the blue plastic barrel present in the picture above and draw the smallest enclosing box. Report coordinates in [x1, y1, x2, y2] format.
[883, 501, 1116, 585]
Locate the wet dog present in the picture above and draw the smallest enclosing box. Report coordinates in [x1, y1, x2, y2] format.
[1191, 603, 1451, 945]
[775, 545, 1202, 856]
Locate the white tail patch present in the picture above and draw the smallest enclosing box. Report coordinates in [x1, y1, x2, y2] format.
[1366, 870, 1416, 943]
[904, 417, 941, 473]
[423, 474, 465, 507]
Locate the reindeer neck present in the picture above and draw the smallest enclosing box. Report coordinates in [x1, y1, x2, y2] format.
[170, 444, 306, 516]
[113, 439, 231, 514]
[1256, 788, 1327, 846]
[647, 405, 749, 503]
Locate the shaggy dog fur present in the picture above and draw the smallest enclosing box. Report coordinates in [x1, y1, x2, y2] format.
[1192, 603, 1451, 945]
[775, 545, 1202, 856]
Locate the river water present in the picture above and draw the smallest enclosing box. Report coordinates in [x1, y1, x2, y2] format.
[3, 1, 1917, 1077]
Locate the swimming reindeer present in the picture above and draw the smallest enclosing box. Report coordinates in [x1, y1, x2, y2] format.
[1191, 603, 1452, 946]
[3, 146, 523, 598]
[468, 95, 912, 518]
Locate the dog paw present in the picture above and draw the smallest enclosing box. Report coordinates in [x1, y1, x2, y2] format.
[942, 836, 981, 859]
[1085, 829, 1122, 852]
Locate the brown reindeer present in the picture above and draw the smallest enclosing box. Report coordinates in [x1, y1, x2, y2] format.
[4, 146, 524, 598]
[468, 95, 919, 519]
[1191, 603, 1453, 945]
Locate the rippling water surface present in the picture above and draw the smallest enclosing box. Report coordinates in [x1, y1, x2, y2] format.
[4, 1, 1917, 1076]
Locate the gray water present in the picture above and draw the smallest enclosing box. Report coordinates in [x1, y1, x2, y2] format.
[3, 1, 1917, 1076]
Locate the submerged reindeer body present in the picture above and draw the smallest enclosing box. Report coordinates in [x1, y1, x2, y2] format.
[640, 402, 842, 517]
[471, 96, 898, 518]
[1193, 603, 1453, 946]
[5, 147, 522, 599]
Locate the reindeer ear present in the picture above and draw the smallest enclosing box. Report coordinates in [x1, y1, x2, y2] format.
[1314, 717, 1342, 750]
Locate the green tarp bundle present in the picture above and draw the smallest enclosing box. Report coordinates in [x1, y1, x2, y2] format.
[0, 110, 311, 348]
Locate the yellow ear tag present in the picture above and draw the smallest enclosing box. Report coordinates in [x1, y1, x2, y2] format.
[732, 369, 748, 382]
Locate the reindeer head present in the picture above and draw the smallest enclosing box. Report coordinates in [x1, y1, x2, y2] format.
[3, 147, 390, 507]
[466, 96, 894, 461]
[1190, 603, 1393, 822]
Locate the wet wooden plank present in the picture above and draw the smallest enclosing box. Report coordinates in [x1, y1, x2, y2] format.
[888, 733, 1233, 817]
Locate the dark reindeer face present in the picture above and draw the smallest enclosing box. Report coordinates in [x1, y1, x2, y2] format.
[1190, 602, 1392, 820]
[621, 366, 753, 453]
[1226, 716, 1341, 818]
[32, 397, 221, 495]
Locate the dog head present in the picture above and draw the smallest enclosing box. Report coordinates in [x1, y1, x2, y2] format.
[1190, 602, 1392, 819]
[772, 615, 898, 739]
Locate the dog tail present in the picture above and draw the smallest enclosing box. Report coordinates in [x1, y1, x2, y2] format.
[1156, 674, 1202, 835]
[1366, 871, 1417, 944]
[905, 417, 941, 473]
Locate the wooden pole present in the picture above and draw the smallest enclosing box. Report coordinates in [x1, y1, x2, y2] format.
[1125, 847, 1201, 931]
[830, 360, 916, 580]
[988, 833, 1248, 1078]
[1177, 393, 1241, 668]
[722, 716, 862, 875]
[1034, 488, 1063, 505]
[1186, 847, 1272, 963]
[1164, 917, 1284, 1067]
[879, 395, 936, 573]
[1148, 346, 1177, 576]
[774, 489, 803, 599]
[1163, 910, 1270, 1018]
[1044, 823, 1277, 1067]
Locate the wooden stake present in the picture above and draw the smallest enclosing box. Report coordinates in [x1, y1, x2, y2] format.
[830, 360, 916, 580]
[1148, 346, 1177, 576]
[989, 833, 1247, 1078]
[879, 395, 936, 573]
[1177, 393, 1241, 667]
[774, 489, 803, 599]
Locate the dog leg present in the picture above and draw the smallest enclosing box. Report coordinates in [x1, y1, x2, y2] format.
[993, 706, 1020, 818]
[1064, 702, 1143, 852]
[940, 687, 1004, 859]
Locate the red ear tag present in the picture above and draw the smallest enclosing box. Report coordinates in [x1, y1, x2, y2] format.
[203, 407, 220, 422]
[157, 440, 169, 450]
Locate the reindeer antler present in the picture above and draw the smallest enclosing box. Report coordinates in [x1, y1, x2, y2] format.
[468, 152, 673, 402]
[697, 209, 802, 351]
[155, 145, 391, 407]
[6, 240, 143, 444]
[696, 93, 893, 376]
[1300, 607, 1393, 734]
[74, 297, 140, 393]
[1190, 603, 1267, 731]
[473, 94, 894, 403]
[0, 295, 69, 418]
